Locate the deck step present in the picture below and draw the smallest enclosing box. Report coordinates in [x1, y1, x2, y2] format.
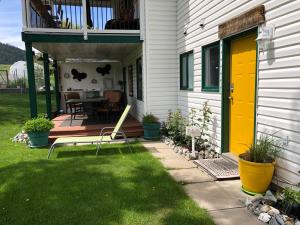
[49, 114, 144, 142]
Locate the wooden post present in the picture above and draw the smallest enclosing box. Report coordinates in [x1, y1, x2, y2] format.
[53, 60, 61, 112]
[43, 53, 52, 119]
[25, 42, 37, 118]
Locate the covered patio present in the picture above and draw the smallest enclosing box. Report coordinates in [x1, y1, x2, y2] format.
[22, 31, 143, 141]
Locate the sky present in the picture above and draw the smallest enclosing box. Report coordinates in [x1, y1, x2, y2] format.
[0, 0, 23, 49]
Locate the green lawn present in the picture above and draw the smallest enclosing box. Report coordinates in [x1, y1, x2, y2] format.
[0, 93, 215, 225]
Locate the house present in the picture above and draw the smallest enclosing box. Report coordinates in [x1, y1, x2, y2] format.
[22, 0, 299, 187]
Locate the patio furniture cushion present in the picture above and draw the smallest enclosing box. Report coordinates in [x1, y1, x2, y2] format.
[54, 135, 112, 145]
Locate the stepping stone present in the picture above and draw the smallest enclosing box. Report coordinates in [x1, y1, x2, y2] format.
[151, 151, 181, 159]
[168, 168, 215, 184]
[209, 207, 265, 225]
[183, 182, 245, 211]
[160, 158, 197, 170]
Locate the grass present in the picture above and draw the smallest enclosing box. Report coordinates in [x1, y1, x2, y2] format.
[0, 64, 10, 71]
[0, 93, 215, 225]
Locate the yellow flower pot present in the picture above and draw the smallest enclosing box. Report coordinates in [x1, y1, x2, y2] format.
[238, 155, 275, 195]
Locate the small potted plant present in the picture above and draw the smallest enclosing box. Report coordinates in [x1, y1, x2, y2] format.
[239, 134, 281, 195]
[143, 113, 160, 140]
[23, 116, 54, 147]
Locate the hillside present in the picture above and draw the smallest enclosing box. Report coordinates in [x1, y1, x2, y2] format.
[0, 43, 25, 64]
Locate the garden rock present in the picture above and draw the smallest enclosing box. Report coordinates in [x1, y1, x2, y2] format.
[269, 215, 285, 225]
[263, 190, 277, 204]
[12, 131, 28, 143]
[260, 204, 272, 213]
[268, 207, 280, 216]
[258, 213, 271, 223]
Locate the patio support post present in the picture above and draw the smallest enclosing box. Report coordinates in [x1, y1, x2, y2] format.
[25, 42, 37, 118]
[53, 60, 61, 112]
[43, 53, 52, 119]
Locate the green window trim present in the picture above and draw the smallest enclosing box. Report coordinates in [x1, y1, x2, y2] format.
[180, 51, 194, 91]
[136, 57, 143, 101]
[202, 41, 220, 92]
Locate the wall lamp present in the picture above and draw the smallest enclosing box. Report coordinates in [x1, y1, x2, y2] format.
[256, 25, 275, 52]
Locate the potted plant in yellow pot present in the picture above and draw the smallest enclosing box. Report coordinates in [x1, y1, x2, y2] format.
[239, 134, 281, 195]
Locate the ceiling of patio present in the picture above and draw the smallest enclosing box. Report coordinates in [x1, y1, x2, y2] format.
[32, 42, 141, 62]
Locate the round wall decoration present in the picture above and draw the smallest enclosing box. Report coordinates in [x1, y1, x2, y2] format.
[91, 79, 97, 84]
[64, 73, 70, 79]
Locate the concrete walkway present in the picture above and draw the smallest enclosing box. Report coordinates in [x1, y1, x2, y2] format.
[142, 141, 264, 225]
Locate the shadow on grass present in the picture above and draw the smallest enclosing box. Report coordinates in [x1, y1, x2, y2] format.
[55, 144, 138, 158]
[0, 144, 215, 225]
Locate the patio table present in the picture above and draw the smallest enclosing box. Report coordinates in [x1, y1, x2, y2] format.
[66, 97, 106, 104]
[66, 97, 107, 123]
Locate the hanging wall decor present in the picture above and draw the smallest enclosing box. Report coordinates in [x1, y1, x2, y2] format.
[96, 64, 112, 76]
[71, 69, 87, 81]
[64, 72, 70, 79]
[91, 79, 97, 84]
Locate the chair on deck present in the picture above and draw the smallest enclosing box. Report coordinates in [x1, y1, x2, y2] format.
[47, 105, 132, 159]
[96, 90, 123, 121]
[64, 92, 83, 121]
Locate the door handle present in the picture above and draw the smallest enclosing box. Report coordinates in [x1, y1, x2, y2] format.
[230, 83, 234, 92]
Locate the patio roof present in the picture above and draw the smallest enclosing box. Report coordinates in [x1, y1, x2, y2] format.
[22, 32, 142, 61]
[33, 42, 141, 61]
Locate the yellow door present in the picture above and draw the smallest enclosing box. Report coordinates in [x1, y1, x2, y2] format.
[229, 33, 257, 156]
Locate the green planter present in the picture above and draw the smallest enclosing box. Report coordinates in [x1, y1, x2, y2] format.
[28, 131, 50, 148]
[143, 123, 160, 140]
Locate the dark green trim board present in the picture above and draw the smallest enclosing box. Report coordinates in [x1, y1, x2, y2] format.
[202, 41, 220, 92]
[253, 27, 259, 144]
[22, 32, 142, 43]
[180, 51, 194, 91]
[220, 27, 258, 153]
[136, 57, 143, 101]
[25, 42, 37, 118]
[221, 40, 231, 153]
[53, 60, 61, 112]
[43, 53, 52, 119]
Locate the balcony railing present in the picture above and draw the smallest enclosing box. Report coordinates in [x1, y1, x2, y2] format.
[23, 0, 140, 31]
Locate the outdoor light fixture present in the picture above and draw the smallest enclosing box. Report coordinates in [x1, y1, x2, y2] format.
[256, 25, 275, 52]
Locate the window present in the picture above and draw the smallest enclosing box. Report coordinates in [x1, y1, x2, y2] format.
[202, 42, 220, 92]
[136, 57, 143, 100]
[180, 51, 194, 90]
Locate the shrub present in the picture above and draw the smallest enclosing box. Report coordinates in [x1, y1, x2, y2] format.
[187, 101, 212, 150]
[165, 110, 187, 146]
[143, 113, 159, 124]
[241, 134, 282, 163]
[23, 117, 54, 133]
[282, 188, 300, 205]
[281, 188, 300, 215]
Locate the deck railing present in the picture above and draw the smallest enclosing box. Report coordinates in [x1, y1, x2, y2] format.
[23, 0, 140, 31]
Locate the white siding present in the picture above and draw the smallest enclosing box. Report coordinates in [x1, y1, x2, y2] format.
[144, 0, 178, 121]
[176, 0, 300, 186]
[122, 45, 144, 121]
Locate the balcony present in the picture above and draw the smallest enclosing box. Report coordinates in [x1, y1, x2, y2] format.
[22, 0, 141, 33]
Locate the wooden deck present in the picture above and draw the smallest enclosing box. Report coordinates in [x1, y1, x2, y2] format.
[49, 114, 143, 142]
